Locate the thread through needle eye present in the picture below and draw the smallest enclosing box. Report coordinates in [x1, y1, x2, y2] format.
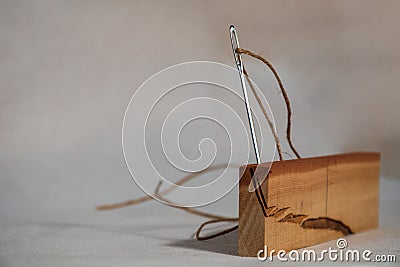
[229, 25, 261, 165]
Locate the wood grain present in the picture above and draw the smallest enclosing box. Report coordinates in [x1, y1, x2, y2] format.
[238, 152, 380, 257]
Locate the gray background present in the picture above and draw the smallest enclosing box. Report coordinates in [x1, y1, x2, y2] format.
[0, 1, 399, 266]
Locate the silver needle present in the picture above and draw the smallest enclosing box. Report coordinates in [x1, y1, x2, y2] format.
[229, 25, 261, 165]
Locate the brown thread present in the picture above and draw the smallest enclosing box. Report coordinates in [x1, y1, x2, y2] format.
[97, 165, 239, 240]
[97, 47, 304, 240]
[155, 181, 239, 240]
[153, 180, 237, 221]
[195, 219, 238, 241]
[97, 164, 227, 210]
[253, 184, 267, 217]
[249, 167, 267, 216]
[243, 67, 283, 161]
[301, 217, 353, 235]
[263, 204, 353, 236]
[242, 59, 287, 218]
[237, 48, 302, 159]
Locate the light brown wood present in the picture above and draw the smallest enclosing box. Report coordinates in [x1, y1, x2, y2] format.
[238, 152, 380, 257]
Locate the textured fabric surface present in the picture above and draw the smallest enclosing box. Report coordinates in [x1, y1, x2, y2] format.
[0, 177, 399, 267]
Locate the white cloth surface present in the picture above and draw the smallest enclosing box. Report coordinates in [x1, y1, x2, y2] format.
[1, 177, 399, 267]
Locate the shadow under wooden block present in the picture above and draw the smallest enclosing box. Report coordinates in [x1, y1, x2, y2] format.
[238, 152, 380, 257]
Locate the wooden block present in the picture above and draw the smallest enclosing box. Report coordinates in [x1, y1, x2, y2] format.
[238, 152, 380, 257]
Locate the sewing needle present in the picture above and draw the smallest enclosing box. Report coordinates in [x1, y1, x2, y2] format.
[229, 25, 261, 165]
